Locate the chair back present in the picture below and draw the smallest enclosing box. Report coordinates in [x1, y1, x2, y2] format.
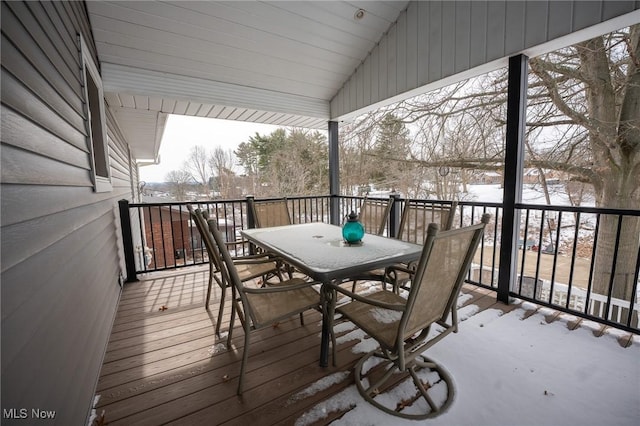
[397, 200, 458, 244]
[205, 217, 246, 302]
[187, 205, 223, 273]
[357, 196, 393, 236]
[400, 213, 489, 340]
[249, 198, 292, 228]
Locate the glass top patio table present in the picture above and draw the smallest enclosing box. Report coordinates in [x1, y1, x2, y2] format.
[241, 222, 423, 366]
[241, 222, 422, 282]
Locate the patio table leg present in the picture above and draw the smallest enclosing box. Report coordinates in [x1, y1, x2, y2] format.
[320, 282, 331, 367]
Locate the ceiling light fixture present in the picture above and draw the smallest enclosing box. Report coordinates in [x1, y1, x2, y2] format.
[354, 8, 365, 20]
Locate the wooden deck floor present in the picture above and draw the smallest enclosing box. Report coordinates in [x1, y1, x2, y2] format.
[93, 266, 523, 425]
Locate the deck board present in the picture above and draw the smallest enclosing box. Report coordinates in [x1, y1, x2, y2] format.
[95, 266, 513, 425]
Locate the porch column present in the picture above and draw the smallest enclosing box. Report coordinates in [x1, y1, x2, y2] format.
[328, 120, 340, 225]
[497, 54, 528, 303]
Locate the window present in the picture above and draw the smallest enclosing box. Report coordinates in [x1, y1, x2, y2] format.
[80, 34, 111, 192]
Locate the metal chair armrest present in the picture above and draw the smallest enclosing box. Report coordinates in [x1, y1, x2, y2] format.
[325, 281, 405, 311]
[242, 279, 320, 294]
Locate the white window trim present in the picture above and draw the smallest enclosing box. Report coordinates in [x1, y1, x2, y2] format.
[79, 34, 112, 193]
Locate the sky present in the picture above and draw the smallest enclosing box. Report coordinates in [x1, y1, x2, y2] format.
[138, 115, 284, 183]
[293, 287, 639, 425]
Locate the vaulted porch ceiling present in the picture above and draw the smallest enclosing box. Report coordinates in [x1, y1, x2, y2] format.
[86, 0, 409, 161]
[88, 1, 639, 163]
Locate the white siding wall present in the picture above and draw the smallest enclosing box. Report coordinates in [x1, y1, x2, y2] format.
[1, 1, 136, 423]
[331, 0, 640, 120]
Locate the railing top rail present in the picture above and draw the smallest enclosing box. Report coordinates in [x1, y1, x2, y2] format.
[129, 199, 247, 208]
[515, 202, 640, 216]
[130, 197, 639, 217]
[130, 194, 333, 208]
[250, 194, 332, 202]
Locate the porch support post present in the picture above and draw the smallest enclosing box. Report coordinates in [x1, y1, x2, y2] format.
[328, 120, 340, 225]
[246, 195, 256, 229]
[497, 54, 528, 303]
[388, 192, 402, 238]
[119, 199, 138, 283]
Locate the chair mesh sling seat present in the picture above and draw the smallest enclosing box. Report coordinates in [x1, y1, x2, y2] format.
[325, 213, 490, 419]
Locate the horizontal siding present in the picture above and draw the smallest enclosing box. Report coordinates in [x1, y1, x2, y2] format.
[330, 0, 640, 119]
[1, 70, 87, 150]
[1, 184, 113, 226]
[1, 33, 84, 128]
[1, 1, 134, 425]
[1, 106, 90, 170]
[0, 143, 91, 186]
[3, 1, 83, 100]
[1, 198, 117, 273]
[1, 213, 121, 420]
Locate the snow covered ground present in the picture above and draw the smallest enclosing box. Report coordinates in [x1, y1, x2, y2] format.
[463, 183, 595, 206]
[294, 296, 639, 426]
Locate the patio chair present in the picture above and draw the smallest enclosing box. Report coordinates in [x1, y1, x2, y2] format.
[187, 205, 282, 335]
[248, 197, 295, 277]
[342, 195, 394, 292]
[357, 195, 393, 236]
[347, 199, 458, 293]
[325, 213, 490, 419]
[387, 200, 459, 291]
[207, 217, 321, 395]
[248, 197, 292, 228]
[397, 200, 458, 243]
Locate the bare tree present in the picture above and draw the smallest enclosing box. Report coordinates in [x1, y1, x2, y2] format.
[165, 170, 192, 201]
[529, 25, 640, 301]
[184, 145, 211, 196]
[209, 147, 237, 198]
[339, 120, 377, 195]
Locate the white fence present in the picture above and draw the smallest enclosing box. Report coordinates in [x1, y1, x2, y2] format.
[471, 264, 639, 327]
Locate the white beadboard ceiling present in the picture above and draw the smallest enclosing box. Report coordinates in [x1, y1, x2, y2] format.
[86, 0, 409, 161]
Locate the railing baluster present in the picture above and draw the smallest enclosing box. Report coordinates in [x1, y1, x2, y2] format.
[548, 210, 562, 306]
[518, 209, 531, 296]
[585, 214, 600, 316]
[535, 210, 545, 302]
[137, 205, 147, 272]
[147, 205, 158, 270]
[177, 204, 186, 265]
[604, 214, 624, 322]
[628, 242, 640, 328]
[566, 212, 581, 310]
[187, 204, 196, 266]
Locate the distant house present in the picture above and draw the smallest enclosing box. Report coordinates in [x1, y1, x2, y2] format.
[523, 169, 567, 185]
[479, 172, 503, 185]
[143, 205, 192, 268]
[523, 168, 541, 184]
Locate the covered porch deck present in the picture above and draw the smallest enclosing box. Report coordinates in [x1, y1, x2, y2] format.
[94, 266, 638, 425]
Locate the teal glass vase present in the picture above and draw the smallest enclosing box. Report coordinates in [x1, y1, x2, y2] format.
[342, 211, 364, 244]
